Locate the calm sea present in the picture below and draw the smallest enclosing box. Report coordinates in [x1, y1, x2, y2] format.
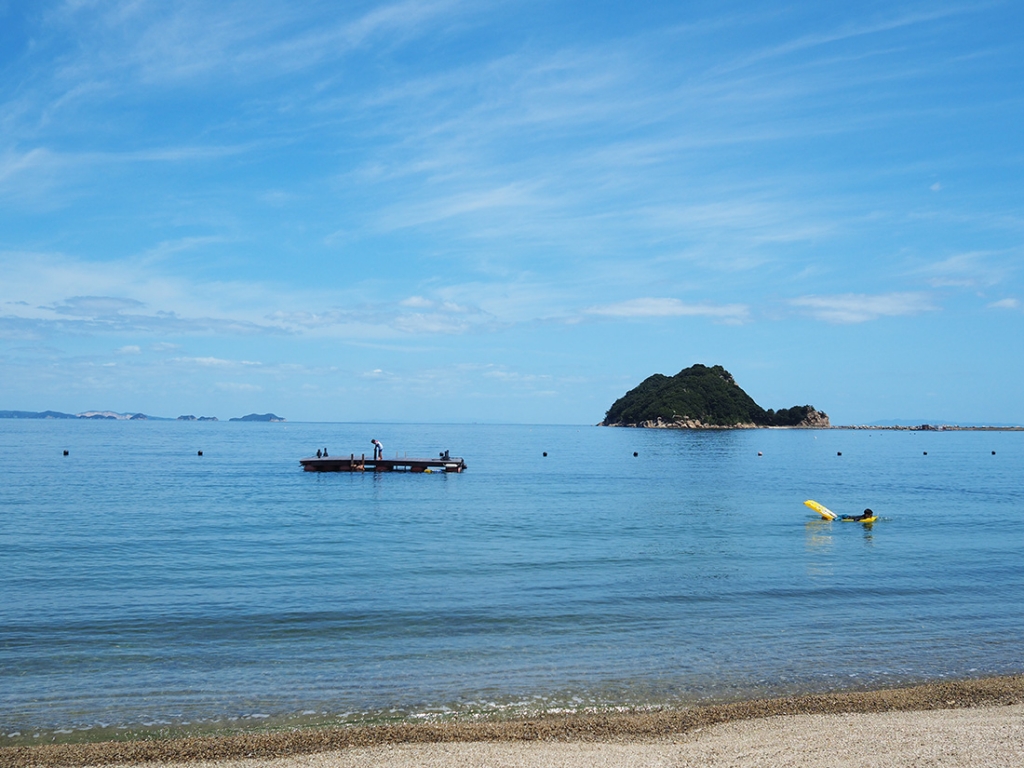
[1, 421, 1022, 741]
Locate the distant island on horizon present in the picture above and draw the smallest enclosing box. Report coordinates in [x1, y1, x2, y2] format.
[601, 363, 830, 429]
[0, 410, 285, 422]
[228, 413, 286, 422]
[0, 406, 1019, 430]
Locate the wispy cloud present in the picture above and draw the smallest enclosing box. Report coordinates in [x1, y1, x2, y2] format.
[269, 295, 498, 336]
[0, 143, 260, 207]
[919, 251, 1011, 288]
[46, 0, 470, 88]
[372, 182, 543, 232]
[0, 250, 285, 337]
[2, 250, 515, 340]
[709, 4, 979, 77]
[173, 356, 262, 367]
[0, 147, 64, 202]
[48, 296, 146, 318]
[988, 298, 1019, 310]
[790, 292, 938, 323]
[584, 298, 750, 323]
[214, 381, 262, 392]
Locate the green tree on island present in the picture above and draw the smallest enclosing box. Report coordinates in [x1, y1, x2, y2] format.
[601, 364, 828, 428]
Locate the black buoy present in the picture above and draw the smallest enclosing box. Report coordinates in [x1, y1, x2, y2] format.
[198, 450, 203, 456]
[543, 452, 548, 457]
[63, 450, 69, 456]
[757, 451, 763, 456]
[837, 451, 842, 456]
[923, 451, 927, 456]
[633, 451, 638, 457]
[992, 451, 996, 455]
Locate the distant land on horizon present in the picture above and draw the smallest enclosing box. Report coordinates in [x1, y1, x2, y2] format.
[862, 419, 1023, 428]
[0, 408, 1019, 429]
[0, 410, 285, 422]
[0, 409, 164, 421]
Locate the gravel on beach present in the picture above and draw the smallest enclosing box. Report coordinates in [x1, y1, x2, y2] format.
[3, 675, 1023, 768]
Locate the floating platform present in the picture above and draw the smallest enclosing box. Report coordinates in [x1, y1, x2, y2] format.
[300, 453, 467, 473]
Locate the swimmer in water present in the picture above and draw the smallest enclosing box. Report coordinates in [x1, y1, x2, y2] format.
[841, 508, 874, 521]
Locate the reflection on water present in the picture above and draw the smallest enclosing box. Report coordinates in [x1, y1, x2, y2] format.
[861, 521, 875, 545]
[804, 520, 835, 578]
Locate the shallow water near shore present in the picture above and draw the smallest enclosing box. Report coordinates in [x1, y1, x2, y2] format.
[1, 421, 1022, 743]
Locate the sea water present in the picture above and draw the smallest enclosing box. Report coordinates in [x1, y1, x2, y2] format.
[1, 421, 1022, 740]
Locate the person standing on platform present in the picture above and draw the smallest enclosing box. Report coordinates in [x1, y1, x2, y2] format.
[371, 439, 383, 460]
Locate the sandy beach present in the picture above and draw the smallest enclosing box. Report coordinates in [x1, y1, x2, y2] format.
[3, 676, 1022, 768]
[194, 705, 1023, 768]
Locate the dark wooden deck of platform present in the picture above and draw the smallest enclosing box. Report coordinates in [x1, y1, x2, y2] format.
[300, 453, 467, 473]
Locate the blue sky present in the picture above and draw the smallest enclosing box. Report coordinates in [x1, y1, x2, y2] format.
[1, 1, 1022, 424]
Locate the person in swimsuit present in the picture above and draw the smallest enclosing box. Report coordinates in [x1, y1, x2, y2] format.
[841, 508, 874, 521]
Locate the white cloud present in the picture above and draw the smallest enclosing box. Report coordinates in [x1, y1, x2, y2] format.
[270, 298, 496, 337]
[117, 345, 141, 355]
[921, 251, 1008, 289]
[0, 148, 57, 185]
[988, 298, 1019, 310]
[174, 356, 261, 367]
[45, 0, 468, 89]
[400, 295, 442, 309]
[790, 292, 937, 323]
[1, 249, 520, 341]
[481, 366, 552, 383]
[584, 298, 749, 323]
[214, 382, 262, 392]
[0, 145, 255, 207]
[373, 182, 540, 231]
[49, 296, 146, 318]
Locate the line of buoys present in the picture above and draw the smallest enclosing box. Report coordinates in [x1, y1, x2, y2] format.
[825, 451, 1000, 457]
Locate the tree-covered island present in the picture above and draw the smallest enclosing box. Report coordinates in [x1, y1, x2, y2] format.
[600, 364, 829, 428]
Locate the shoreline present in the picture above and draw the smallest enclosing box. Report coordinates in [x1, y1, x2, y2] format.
[3, 675, 1023, 768]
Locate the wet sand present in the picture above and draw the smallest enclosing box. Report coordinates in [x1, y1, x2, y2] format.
[3, 676, 1023, 768]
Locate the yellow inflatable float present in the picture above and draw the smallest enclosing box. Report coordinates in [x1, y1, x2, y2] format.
[804, 499, 837, 520]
